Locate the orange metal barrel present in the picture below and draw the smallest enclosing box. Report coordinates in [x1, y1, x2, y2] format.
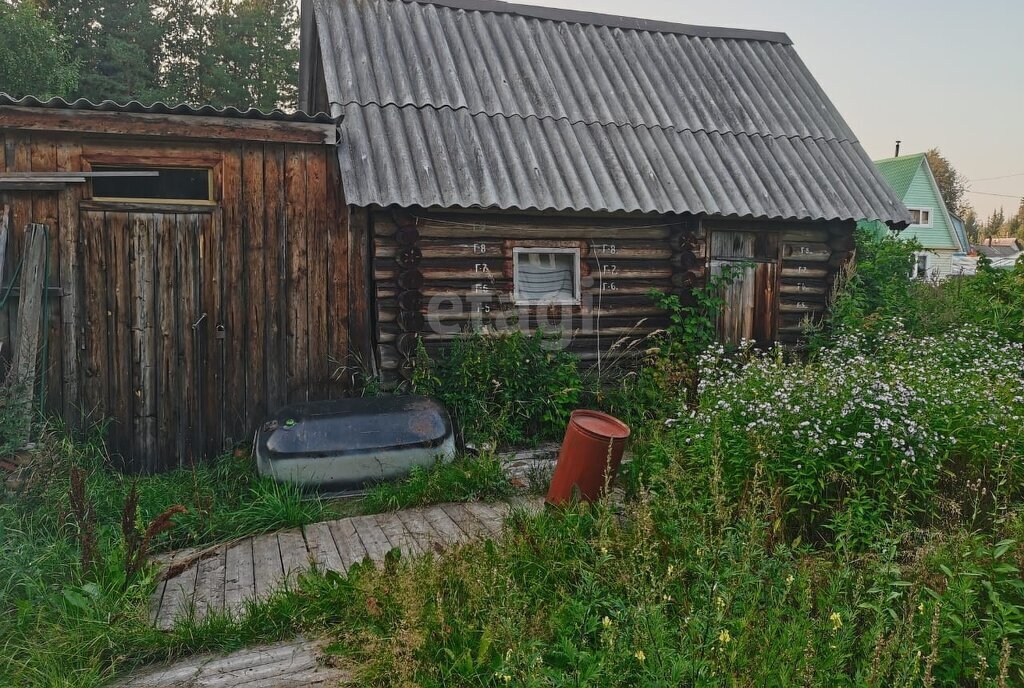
[546, 410, 630, 506]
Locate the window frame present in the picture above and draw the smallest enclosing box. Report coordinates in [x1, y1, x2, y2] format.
[512, 247, 582, 306]
[81, 147, 223, 208]
[912, 252, 929, 279]
[89, 165, 215, 205]
[907, 207, 934, 228]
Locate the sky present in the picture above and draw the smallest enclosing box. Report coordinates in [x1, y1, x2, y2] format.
[526, 0, 1024, 219]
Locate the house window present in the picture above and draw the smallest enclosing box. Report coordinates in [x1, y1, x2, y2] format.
[512, 248, 581, 305]
[91, 165, 214, 203]
[912, 253, 929, 279]
[908, 208, 933, 227]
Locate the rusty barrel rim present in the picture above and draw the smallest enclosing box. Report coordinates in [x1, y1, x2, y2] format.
[569, 409, 630, 441]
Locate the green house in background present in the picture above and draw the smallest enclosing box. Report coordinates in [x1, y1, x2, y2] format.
[858, 153, 968, 279]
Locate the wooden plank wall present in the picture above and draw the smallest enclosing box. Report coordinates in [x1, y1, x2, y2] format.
[0, 132, 351, 472]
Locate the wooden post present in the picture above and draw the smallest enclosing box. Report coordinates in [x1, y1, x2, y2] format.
[0, 206, 9, 292]
[7, 223, 47, 445]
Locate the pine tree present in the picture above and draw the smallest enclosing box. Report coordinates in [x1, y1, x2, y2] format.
[40, 0, 162, 101]
[961, 207, 980, 245]
[156, 0, 298, 110]
[925, 148, 970, 216]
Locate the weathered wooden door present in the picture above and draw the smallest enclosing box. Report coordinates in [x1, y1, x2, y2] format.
[80, 208, 215, 470]
[708, 230, 778, 345]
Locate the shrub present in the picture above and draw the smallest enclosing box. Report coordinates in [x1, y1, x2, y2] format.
[667, 325, 1024, 547]
[827, 227, 920, 335]
[412, 330, 582, 447]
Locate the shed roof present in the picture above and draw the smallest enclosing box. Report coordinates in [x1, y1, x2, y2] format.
[0, 93, 335, 124]
[306, 0, 910, 223]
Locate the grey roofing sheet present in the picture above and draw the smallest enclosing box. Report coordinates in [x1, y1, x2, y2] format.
[315, 0, 910, 223]
[0, 93, 335, 124]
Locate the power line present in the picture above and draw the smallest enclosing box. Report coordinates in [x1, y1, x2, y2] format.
[968, 172, 1024, 182]
[965, 190, 1023, 199]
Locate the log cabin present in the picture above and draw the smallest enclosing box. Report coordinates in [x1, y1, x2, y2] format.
[298, 0, 910, 386]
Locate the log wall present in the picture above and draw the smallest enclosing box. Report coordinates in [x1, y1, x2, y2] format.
[0, 123, 352, 472]
[368, 210, 855, 383]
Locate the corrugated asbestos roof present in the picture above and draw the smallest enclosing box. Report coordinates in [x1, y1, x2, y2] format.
[0, 93, 336, 124]
[311, 0, 910, 223]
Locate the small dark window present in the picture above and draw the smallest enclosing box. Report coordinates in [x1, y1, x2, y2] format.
[91, 165, 213, 202]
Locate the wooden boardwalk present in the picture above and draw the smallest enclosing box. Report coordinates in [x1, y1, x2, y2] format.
[150, 498, 542, 629]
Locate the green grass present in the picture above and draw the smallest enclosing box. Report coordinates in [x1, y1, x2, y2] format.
[363, 453, 515, 512]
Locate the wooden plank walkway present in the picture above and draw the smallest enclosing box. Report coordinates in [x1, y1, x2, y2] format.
[113, 636, 350, 687]
[150, 498, 542, 629]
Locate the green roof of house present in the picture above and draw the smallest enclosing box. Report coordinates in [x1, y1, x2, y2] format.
[872, 153, 926, 198]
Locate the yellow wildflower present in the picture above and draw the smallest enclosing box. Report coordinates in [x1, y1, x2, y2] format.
[667, 564, 675, 576]
[829, 611, 843, 630]
[715, 596, 725, 611]
[600, 546, 609, 556]
[662, 594, 672, 602]
[785, 574, 794, 585]
[634, 649, 646, 662]
[602, 616, 612, 629]
[718, 629, 732, 645]
[918, 603, 925, 615]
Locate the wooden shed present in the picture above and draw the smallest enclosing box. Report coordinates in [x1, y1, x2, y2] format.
[298, 0, 911, 386]
[0, 96, 355, 472]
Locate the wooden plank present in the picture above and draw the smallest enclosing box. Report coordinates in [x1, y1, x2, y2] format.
[420, 505, 471, 548]
[326, 517, 370, 571]
[220, 147, 245, 448]
[263, 144, 286, 413]
[251, 533, 284, 600]
[283, 147, 309, 403]
[241, 144, 267, 430]
[5, 135, 30, 351]
[176, 214, 201, 464]
[79, 211, 108, 424]
[29, 140, 62, 415]
[192, 546, 227, 621]
[55, 144, 82, 429]
[154, 213, 178, 469]
[155, 563, 199, 630]
[0, 107, 336, 144]
[462, 502, 507, 538]
[223, 538, 256, 618]
[0, 203, 8, 357]
[395, 508, 445, 554]
[201, 209, 225, 458]
[347, 207, 373, 375]
[106, 212, 132, 465]
[348, 515, 395, 563]
[439, 502, 493, 539]
[302, 521, 345, 573]
[277, 529, 311, 585]
[111, 638, 351, 688]
[375, 512, 424, 557]
[305, 146, 328, 399]
[9, 224, 46, 443]
[325, 155, 349, 396]
[129, 215, 157, 462]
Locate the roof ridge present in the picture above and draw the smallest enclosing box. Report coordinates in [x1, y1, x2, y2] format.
[873, 152, 927, 164]
[336, 99, 858, 145]
[393, 0, 793, 44]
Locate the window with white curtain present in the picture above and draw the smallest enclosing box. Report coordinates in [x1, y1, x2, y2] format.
[512, 248, 581, 305]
